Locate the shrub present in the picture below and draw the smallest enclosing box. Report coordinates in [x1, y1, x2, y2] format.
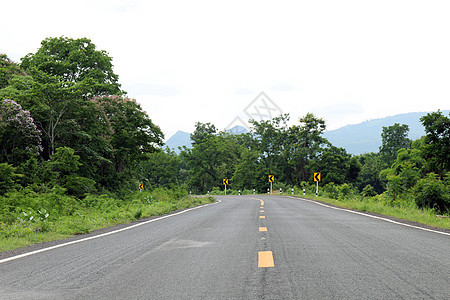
[0, 163, 21, 194]
[338, 183, 353, 200]
[414, 173, 449, 213]
[63, 175, 97, 198]
[324, 182, 339, 199]
[361, 184, 377, 197]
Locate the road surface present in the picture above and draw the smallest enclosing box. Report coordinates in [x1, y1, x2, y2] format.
[0, 195, 449, 299]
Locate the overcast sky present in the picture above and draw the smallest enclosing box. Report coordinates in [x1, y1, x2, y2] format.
[2, 0, 449, 139]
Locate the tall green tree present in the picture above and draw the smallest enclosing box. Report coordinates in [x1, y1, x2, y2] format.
[420, 110, 450, 180]
[21, 37, 122, 97]
[190, 122, 217, 145]
[249, 114, 289, 179]
[93, 96, 164, 176]
[379, 123, 411, 167]
[285, 113, 327, 184]
[183, 132, 240, 193]
[139, 149, 181, 189]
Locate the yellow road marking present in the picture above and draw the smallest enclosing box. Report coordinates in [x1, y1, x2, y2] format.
[260, 210, 264, 213]
[259, 227, 267, 232]
[259, 216, 265, 219]
[258, 251, 274, 267]
[260, 200, 264, 206]
[260, 206, 264, 209]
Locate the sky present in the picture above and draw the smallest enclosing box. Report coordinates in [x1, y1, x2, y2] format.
[1, 0, 449, 140]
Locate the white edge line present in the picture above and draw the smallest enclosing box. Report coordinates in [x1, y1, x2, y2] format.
[288, 196, 450, 237]
[0, 200, 221, 264]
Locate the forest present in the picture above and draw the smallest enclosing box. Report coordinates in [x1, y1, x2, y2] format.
[0, 37, 449, 249]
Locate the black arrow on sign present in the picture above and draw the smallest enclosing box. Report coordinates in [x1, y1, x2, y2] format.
[314, 173, 320, 182]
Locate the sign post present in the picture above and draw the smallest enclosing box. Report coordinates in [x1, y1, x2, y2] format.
[223, 179, 229, 195]
[268, 175, 274, 194]
[314, 172, 321, 196]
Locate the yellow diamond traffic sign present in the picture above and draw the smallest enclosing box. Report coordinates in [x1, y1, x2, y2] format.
[223, 178, 229, 185]
[268, 175, 274, 182]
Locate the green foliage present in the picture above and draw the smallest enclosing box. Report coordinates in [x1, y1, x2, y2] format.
[139, 149, 181, 189]
[338, 183, 353, 200]
[0, 54, 25, 89]
[324, 182, 339, 199]
[379, 123, 411, 166]
[183, 133, 240, 193]
[50, 146, 81, 174]
[20, 36, 122, 97]
[413, 173, 449, 213]
[420, 110, 450, 179]
[0, 163, 21, 194]
[190, 122, 217, 145]
[63, 175, 97, 198]
[361, 184, 377, 197]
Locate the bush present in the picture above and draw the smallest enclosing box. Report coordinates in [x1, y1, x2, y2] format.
[414, 173, 449, 213]
[324, 182, 339, 199]
[0, 163, 21, 195]
[361, 184, 377, 197]
[338, 183, 353, 200]
[64, 175, 97, 198]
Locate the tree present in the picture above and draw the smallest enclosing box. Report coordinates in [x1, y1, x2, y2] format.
[93, 96, 164, 175]
[249, 114, 289, 180]
[21, 37, 122, 97]
[0, 72, 80, 158]
[285, 113, 327, 184]
[0, 54, 25, 89]
[232, 148, 268, 192]
[311, 145, 359, 185]
[0, 99, 42, 165]
[249, 114, 289, 178]
[190, 122, 217, 145]
[379, 123, 411, 167]
[183, 132, 240, 193]
[139, 149, 181, 189]
[357, 152, 384, 193]
[420, 110, 450, 180]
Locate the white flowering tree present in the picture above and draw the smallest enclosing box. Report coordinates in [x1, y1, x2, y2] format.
[0, 99, 42, 165]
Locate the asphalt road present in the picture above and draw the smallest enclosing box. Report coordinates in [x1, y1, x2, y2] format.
[0, 195, 449, 299]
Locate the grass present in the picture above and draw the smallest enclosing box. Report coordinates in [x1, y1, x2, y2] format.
[296, 192, 450, 230]
[0, 195, 216, 252]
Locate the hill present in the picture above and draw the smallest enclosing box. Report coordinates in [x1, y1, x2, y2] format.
[323, 111, 449, 155]
[164, 131, 191, 153]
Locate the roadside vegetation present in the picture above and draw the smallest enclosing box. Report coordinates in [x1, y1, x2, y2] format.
[0, 36, 448, 252]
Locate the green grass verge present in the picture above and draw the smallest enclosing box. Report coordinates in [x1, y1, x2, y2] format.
[296, 193, 450, 230]
[0, 195, 216, 252]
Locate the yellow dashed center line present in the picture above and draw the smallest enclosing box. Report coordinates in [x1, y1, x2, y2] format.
[259, 216, 265, 219]
[260, 210, 264, 213]
[258, 251, 275, 267]
[259, 227, 267, 232]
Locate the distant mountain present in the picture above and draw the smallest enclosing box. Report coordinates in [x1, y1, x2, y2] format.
[226, 125, 248, 134]
[164, 131, 191, 153]
[165, 111, 449, 155]
[164, 126, 248, 153]
[323, 110, 449, 155]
